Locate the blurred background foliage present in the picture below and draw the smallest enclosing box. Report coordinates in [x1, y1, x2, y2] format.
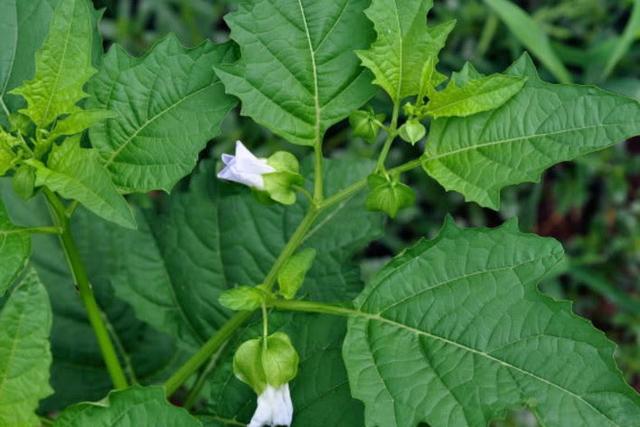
[93, 0, 640, 419]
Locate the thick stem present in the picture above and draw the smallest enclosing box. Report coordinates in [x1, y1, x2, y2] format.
[44, 189, 128, 390]
[164, 311, 252, 396]
[14, 226, 63, 235]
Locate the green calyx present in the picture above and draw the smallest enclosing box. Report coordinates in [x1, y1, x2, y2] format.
[233, 332, 300, 394]
[366, 173, 416, 218]
[398, 119, 426, 145]
[263, 151, 304, 205]
[349, 109, 386, 143]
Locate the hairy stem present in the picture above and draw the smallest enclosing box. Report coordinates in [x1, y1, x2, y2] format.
[43, 189, 128, 390]
[183, 343, 228, 410]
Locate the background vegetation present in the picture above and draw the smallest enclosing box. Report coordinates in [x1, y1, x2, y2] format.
[93, 0, 640, 422]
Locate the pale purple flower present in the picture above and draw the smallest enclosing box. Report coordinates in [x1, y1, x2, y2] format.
[217, 141, 275, 190]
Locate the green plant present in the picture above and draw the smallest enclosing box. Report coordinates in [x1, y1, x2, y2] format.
[1, 0, 639, 426]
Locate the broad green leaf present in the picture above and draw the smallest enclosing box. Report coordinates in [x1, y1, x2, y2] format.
[215, 0, 376, 147]
[204, 314, 364, 427]
[11, 0, 96, 127]
[423, 54, 640, 209]
[0, 185, 185, 412]
[343, 219, 640, 427]
[112, 158, 383, 350]
[0, 268, 53, 426]
[53, 386, 201, 426]
[0, 0, 59, 125]
[426, 74, 526, 118]
[88, 36, 237, 193]
[357, 0, 454, 102]
[484, 0, 571, 84]
[33, 139, 135, 229]
[0, 198, 30, 296]
[49, 109, 116, 140]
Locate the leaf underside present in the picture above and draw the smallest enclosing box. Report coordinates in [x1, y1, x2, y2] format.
[215, 0, 376, 146]
[343, 218, 640, 427]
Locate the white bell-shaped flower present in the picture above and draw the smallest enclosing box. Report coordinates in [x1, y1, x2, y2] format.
[248, 384, 293, 427]
[217, 141, 275, 190]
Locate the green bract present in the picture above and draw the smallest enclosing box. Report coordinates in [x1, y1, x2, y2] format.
[278, 248, 317, 300]
[233, 332, 299, 394]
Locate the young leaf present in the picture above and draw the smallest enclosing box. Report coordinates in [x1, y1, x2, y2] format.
[0, 268, 53, 426]
[11, 0, 96, 127]
[215, 0, 375, 147]
[426, 74, 526, 118]
[48, 109, 116, 140]
[0, 198, 31, 295]
[0, 0, 59, 125]
[484, 0, 572, 84]
[357, 0, 455, 102]
[278, 248, 317, 299]
[220, 286, 268, 311]
[423, 54, 640, 209]
[343, 219, 640, 426]
[53, 386, 201, 426]
[33, 138, 136, 229]
[87, 36, 237, 193]
[112, 159, 382, 350]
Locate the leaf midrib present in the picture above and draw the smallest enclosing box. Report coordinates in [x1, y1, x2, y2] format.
[353, 257, 620, 426]
[296, 0, 321, 145]
[103, 83, 217, 168]
[427, 122, 631, 162]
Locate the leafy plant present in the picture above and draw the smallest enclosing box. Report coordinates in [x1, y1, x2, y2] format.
[0, 0, 639, 426]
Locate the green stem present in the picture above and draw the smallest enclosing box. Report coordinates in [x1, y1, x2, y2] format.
[0, 97, 11, 120]
[164, 311, 252, 396]
[477, 13, 498, 58]
[271, 299, 357, 318]
[183, 343, 227, 410]
[15, 226, 63, 235]
[39, 416, 54, 427]
[313, 143, 324, 202]
[164, 153, 422, 396]
[43, 188, 128, 390]
[164, 207, 320, 396]
[375, 102, 400, 173]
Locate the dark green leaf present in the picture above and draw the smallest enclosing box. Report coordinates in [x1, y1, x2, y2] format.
[0, 198, 30, 296]
[0, 268, 53, 426]
[215, 0, 375, 146]
[88, 36, 237, 193]
[343, 219, 640, 426]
